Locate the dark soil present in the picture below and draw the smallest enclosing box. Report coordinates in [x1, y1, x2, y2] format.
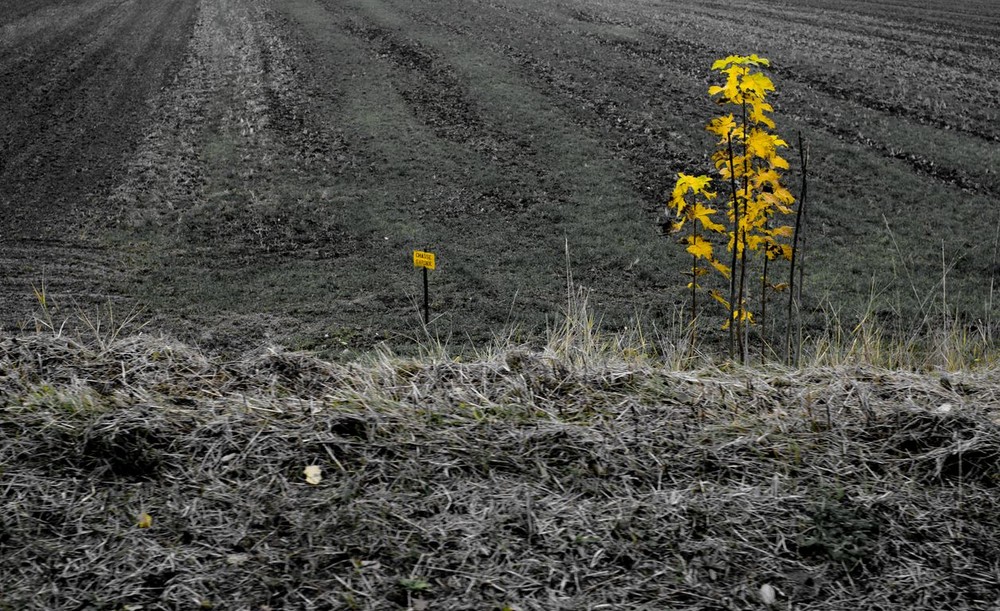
[0, 0, 198, 324]
[2, 0, 998, 354]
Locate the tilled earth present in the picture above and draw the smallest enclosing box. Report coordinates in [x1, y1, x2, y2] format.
[0, 0, 198, 327]
[2, 0, 999, 353]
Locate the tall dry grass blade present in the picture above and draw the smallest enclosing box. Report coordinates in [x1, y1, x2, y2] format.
[987, 213, 999, 335]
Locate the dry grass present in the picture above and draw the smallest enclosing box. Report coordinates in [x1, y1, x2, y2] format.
[2, 318, 1000, 610]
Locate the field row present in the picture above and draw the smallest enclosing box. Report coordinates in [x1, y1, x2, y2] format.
[1, 0, 997, 352]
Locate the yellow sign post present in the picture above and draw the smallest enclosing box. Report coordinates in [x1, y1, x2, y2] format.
[413, 250, 435, 270]
[413, 251, 435, 324]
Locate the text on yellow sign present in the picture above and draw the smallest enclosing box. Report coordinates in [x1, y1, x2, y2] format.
[413, 250, 436, 270]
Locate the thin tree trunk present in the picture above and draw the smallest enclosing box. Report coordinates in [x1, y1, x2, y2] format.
[726, 135, 740, 361]
[761, 253, 769, 363]
[738, 214, 749, 363]
[785, 132, 808, 366]
[740, 91, 751, 363]
[691, 223, 698, 348]
[796, 141, 808, 364]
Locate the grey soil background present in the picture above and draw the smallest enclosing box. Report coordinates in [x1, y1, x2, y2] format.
[2, 0, 998, 354]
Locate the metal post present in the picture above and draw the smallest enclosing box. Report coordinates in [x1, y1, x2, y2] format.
[423, 266, 429, 325]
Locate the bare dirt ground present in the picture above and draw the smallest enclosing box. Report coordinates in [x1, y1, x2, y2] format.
[2, 0, 998, 354]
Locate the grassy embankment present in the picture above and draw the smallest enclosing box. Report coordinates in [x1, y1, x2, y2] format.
[2, 285, 999, 609]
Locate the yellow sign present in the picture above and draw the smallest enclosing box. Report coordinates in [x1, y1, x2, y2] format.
[413, 250, 436, 270]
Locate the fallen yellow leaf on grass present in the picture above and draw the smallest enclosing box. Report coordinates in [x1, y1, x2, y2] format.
[137, 513, 153, 528]
[304, 465, 322, 485]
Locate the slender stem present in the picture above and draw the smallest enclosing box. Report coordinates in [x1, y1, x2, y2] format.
[761, 251, 769, 363]
[785, 132, 808, 366]
[726, 135, 740, 360]
[739, 90, 751, 363]
[691, 218, 698, 344]
[738, 211, 749, 363]
[423, 266, 430, 326]
[988, 208, 1000, 336]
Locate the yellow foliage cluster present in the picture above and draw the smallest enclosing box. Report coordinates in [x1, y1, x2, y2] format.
[668, 54, 795, 330]
[668, 173, 730, 288]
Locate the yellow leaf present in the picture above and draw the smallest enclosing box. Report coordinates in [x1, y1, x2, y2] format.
[773, 184, 795, 205]
[705, 114, 737, 142]
[691, 203, 726, 232]
[712, 55, 741, 70]
[686, 235, 714, 260]
[709, 66, 744, 102]
[668, 192, 687, 214]
[712, 54, 769, 70]
[137, 513, 153, 528]
[708, 289, 731, 309]
[739, 71, 774, 99]
[745, 233, 765, 252]
[722, 307, 753, 330]
[304, 465, 322, 485]
[723, 66, 744, 97]
[759, 191, 776, 204]
[709, 258, 731, 278]
[674, 173, 714, 197]
[714, 151, 749, 180]
[744, 199, 770, 227]
[752, 169, 782, 191]
[716, 150, 748, 178]
[748, 99, 775, 128]
[746, 129, 776, 160]
[728, 229, 753, 254]
[736, 308, 755, 323]
[712, 150, 730, 172]
[770, 225, 794, 238]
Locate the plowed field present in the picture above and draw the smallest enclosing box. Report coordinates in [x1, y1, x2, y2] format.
[2, 0, 998, 352]
[0, 0, 197, 326]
